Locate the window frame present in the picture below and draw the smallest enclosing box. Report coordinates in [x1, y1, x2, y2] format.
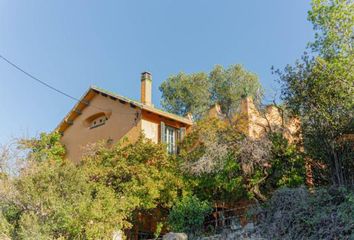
[164, 125, 177, 154]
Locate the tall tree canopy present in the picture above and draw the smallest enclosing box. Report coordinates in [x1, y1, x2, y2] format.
[278, 0, 354, 185]
[308, 0, 354, 58]
[159, 72, 210, 119]
[210, 64, 263, 119]
[159, 64, 263, 120]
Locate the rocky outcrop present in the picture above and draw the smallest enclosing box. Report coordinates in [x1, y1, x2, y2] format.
[163, 232, 188, 240]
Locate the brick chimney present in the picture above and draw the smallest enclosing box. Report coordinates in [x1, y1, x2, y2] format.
[141, 72, 152, 106]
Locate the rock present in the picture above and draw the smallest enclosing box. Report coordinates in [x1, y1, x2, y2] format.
[230, 223, 242, 231]
[243, 223, 255, 233]
[163, 232, 188, 240]
[274, 210, 282, 220]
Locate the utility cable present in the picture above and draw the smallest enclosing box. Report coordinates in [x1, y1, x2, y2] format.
[0, 53, 137, 116]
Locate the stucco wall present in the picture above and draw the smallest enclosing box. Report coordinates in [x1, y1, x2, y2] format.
[61, 94, 142, 162]
[237, 97, 300, 142]
[141, 119, 159, 143]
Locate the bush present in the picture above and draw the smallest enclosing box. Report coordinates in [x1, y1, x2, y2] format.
[254, 186, 354, 240]
[268, 133, 305, 188]
[0, 134, 185, 239]
[0, 212, 12, 239]
[0, 160, 126, 239]
[168, 195, 212, 233]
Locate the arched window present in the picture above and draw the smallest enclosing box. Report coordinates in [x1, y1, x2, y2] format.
[84, 112, 109, 129]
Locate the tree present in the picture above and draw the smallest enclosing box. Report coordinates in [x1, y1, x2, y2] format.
[0, 159, 126, 239]
[179, 117, 248, 202]
[19, 132, 66, 163]
[159, 65, 263, 120]
[80, 136, 186, 234]
[277, 0, 354, 185]
[179, 117, 305, 203]
[210, 64, 263, 120]
[308, 0, 354, 58]
[0, 134, 185, 239]
[159, 72, 211, 119]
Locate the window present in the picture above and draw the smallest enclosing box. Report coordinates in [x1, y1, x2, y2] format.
[90, 115, 108, 129]
[164, 126, 176, 154]
[84, 112, 110, 129]
[161, 122, 186, 154]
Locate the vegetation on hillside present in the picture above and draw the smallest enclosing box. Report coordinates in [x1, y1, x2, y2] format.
[252, 0, 354, 238]
[0, 134, 185, 239]
[0, 0, 352, 239]
[168, 195, 212, 234]
[178, 117, 305, 203]
[254, 187, 354, 239]
[275, 0, 353, 186]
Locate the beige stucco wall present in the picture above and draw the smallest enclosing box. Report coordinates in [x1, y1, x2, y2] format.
[61, 94, 142, 162]
[237, 97, 300, 142]
[141, 119, 159, 143]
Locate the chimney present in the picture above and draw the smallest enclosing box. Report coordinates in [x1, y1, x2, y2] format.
[141, 72, 152, 106]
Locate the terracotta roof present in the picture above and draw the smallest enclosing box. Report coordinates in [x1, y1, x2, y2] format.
[56, 86, 193, 133]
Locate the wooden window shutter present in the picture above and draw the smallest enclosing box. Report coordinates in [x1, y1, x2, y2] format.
[176, 129, 181, 143]
[180, 127, 186, 141]
[160, 122, 165, 143]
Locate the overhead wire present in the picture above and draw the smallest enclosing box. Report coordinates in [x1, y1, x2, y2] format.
[0, 53, 138, 116]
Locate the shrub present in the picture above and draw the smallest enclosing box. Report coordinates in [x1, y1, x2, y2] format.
[268, 133, 305, 188]
[0, 160, 126, 239]
[254, 186, 354, 239]
[0, 134, 185, 239]
[168, 195, 212, 233]
[0, 211, 12, 239]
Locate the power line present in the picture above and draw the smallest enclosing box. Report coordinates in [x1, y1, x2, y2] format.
[0, 54, 81, 102]
[0, 53, 137, 116]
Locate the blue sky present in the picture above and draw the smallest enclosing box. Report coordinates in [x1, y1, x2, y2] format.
[0, 0, 313, 143]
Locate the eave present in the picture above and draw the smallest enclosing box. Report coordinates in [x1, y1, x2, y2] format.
[55, 85, 193, 134]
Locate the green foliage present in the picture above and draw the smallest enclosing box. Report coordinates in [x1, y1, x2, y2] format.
[277, 0, 354, 185]
[19, 132, 66, 163]
[308, 0, 354, 58]
[268, 133, 305, 188]
[17, 212, 51, 240]
[154, 222, 163, 239]
[180, 117, 306, 203]
[255, 186, 354, 239]
[0, 211, 12, 239]
[81, 137, 184, 211]
[168, 195, 212, 233]
[0, 134, 185, 239]
[189, 156, 247, 203]
[179, 117, 248, 202]
[210, 64, 263, 119]
[159, 72, 211, 119]
[1, 159, 125, 239]
[159, 64, 263, 120]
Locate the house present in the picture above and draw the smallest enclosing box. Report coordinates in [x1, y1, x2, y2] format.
[56, 71, 300, 162]
[56, 72, 193, 161]
[55, 72, 304, 239]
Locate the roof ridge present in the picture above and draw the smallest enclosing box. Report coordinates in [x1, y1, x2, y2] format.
[90, 85, 192, 123]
